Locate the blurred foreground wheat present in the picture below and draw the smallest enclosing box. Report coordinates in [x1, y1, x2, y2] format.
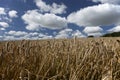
[0, 38, 120, 80]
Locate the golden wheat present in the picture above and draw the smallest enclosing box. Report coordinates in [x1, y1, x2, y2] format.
[0, 38, 120, 80]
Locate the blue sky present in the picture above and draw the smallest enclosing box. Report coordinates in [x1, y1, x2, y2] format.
[0, 0, 120, 40]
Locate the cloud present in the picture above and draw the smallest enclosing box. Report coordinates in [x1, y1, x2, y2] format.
[22, 10, 67, 30]
[108, 26, 120, 32]
[1, 28, 85, 40]
[0, 8, 9, 30]
[34, 0, 67, 14]
[72, 30, 86, 37]
[87, 32, 103, 36]
[8, 10, 18, 18]
[3, 30, 53, 40]
[0, 8, 18, 30]
[3, 36, 16, 40]
[0, 22, 9, 28]
[83, 26, 103, 36]
[0, 36, 3, 39]
[0, 16, 12, 22]
[92, 0, 120, 4]
[55, 28, 73, 38]
[83, 26, 103, 33]
[6, 30, 28, 36]
[0, 7, 6, 15]
[67, 3, 120, 27]
[55, 28, 85, 39]
[0, 28, 5, 30]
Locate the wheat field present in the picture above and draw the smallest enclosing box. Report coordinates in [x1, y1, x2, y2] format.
[0, 37, 120, 80]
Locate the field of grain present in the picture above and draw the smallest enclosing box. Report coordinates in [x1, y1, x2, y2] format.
[0, 37, 120, 80]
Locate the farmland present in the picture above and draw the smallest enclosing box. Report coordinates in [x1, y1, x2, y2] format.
[0, 37, 120, 80]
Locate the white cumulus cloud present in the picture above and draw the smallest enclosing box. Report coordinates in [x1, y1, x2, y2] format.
[0, 8, 18, 30]
[67, 3, 120, 27]
[55, 29, 73, 39]
[34, 0, 67, 14]
[0, 7, 6, 15]
[6, 30, 28, 36]
[88, 32, 103, 36]
[8, 10, 18, 18]
[83, 26, 103, 33]
[3, 30, 53, 40]
[55, 28, 85, 39]
[83, 26, 103, 36]
[0, 22, 9, 28]
[72, 30, 86, 37]
[0, 28, 5, 31]
[22, 10, 67, 30]
[108, 26, 120, 33]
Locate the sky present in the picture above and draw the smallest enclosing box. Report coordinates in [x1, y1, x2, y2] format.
[0, 0, 120, 40]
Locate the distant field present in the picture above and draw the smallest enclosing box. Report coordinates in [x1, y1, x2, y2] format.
[0, 37, 120, 80]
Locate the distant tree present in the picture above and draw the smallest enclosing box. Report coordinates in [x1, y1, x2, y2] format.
[88, 35, 94, 38]
[102, 32, 120, 37]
